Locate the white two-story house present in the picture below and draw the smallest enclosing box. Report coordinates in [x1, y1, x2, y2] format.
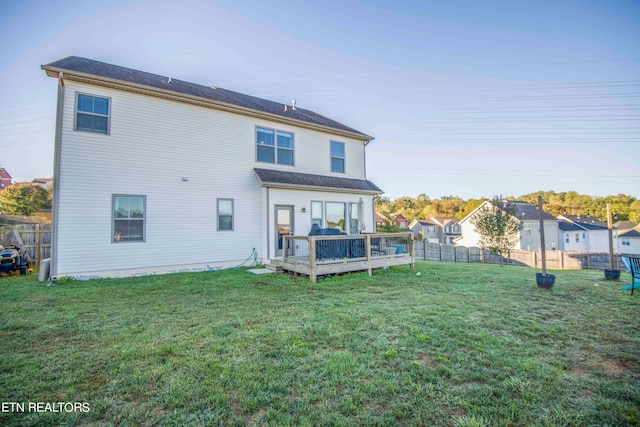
[456, 200, 559, 251]
[42, 57, 382, 279]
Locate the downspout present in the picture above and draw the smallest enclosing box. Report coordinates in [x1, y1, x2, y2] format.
[266, 187, 270, 260]
[50, 72, 65, 279]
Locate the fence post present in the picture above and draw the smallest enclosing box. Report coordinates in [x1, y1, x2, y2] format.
[35, 224, 41, 264]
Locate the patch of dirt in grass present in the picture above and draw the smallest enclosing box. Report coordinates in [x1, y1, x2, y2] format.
[242, 408, 267, 425]
[592, 357, 636, 376]
[417, 355, 437, 367]
[566, 366, 590, 378]
[567, 350, 639, 377]
[77, 372, 111, 392]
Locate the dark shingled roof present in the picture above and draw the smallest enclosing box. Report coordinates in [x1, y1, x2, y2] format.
[496, 201, 557, 221]
[42, 56, 370, 139]
[254, 168, 382, 193]
[559, 221, 585, 232]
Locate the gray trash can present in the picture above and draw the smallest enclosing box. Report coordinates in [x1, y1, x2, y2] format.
[39, 258, 51, 282]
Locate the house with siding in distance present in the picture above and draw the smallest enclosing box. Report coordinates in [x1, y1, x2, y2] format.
[0, 167, 12, 189]
[409, 217, 460, 244]
[375, 212, 408, 229]
[456, 200, 560, 251]
[557, 215, 612, 252]
[42, 56, 382, 279]
[615, 221, 640, 255]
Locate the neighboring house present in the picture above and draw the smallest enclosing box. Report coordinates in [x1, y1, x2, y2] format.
[456, 200, 560, 250]
[615, 221, 640, 255]
[409, 217, 460, 244]
[557, 215, 612, 252]
[376, 212, 408, 229]
[32, 177, 53, 188]
[42, 56, 382, 279]
[0, 167, 12, 189]
[557, 220, 590, 251]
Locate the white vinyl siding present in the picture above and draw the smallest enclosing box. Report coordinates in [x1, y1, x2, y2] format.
[53, 81, 371, 277]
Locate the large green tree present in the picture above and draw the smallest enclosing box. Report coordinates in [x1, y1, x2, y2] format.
[471, 198, 521, 266]
[0, 183, 52, 216]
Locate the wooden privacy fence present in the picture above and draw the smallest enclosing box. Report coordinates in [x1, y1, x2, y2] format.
[415, 241, 628, 271]
[0, 222, 52, 264]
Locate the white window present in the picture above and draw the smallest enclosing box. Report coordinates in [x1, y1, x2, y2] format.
[256, 127, 294, 166]
[113, 195, 145, 242]
[76, 93, 110, 133]
[565, 234, 570, 244]
[427, 226, 435, 233]
[622, 238, 630, 246]
[217, 199, 234, 231]
[311, 201, 323, 227]
[523, 223, 531, 236]
[330, 141, 345, 173]
[575, 233, 580, 243]
[326, 202, 346, 232]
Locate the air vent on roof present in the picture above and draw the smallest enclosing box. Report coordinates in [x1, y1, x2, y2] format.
[168, 77, 172, 84]
[292, 99, 296, 110]
[211, 85, 216, 90]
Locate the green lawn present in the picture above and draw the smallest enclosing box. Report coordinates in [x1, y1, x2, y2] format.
[1, 262, 639, 426]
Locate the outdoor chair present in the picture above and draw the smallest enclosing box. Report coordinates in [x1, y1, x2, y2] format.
[621, 256, 640, 296]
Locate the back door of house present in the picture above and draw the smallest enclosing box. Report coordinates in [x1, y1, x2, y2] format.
[275, 205, 294, 257]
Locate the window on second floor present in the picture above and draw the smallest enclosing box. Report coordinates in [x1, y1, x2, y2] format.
[622, 238, 630, 246]
[257, 127, 294, 166]
[330, 141, 345, 173]
[76, 93, 110, 134]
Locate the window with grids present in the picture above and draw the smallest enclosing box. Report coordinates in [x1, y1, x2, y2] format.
[330, 141, 345, 173]
[256, 127, 294, 165]
[218, 199, 234, 231]
[76, 93, 110, 133]
[113, 195, 145, 242]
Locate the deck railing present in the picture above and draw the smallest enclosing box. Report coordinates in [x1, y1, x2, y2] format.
[282, 232, 414, 282]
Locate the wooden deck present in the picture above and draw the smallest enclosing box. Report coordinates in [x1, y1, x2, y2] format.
[280, 232, 414, 282]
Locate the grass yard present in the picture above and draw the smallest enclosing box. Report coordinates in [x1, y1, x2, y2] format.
[1, 262, 639, 426]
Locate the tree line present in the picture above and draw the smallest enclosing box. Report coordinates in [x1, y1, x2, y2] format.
[0, 184, 52, 216]
[376, 191, 640, 223]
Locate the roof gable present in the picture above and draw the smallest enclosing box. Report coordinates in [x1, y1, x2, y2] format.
[42, 56, 371, 140]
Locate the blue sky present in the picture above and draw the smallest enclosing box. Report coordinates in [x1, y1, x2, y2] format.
[1, 0, 639, 199]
